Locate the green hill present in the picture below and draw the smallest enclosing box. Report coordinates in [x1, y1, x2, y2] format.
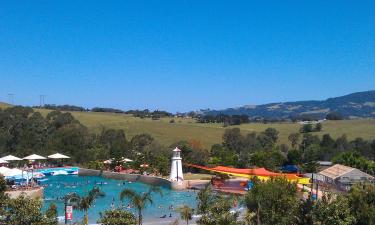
[34, 109, 375, 148]
[205, 90, 375, 119]
[1, 103, 375, 148]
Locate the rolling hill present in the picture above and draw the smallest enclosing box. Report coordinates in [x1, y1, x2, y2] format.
[204, 90, 375, 119]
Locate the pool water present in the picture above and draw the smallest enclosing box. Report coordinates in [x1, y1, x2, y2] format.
[41, 175, 197, 224]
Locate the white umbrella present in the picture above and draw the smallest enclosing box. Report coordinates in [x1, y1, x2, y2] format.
[121, 158, 133, 162]
[47, 153, 70, 159]
[0, 159, 8, 164]
[103, 159, 112, 164]
[23, 154, 47, 160]
[0, 155, 22, 161]
[0, 166, 11, 175]
[4, 168, 23, 177]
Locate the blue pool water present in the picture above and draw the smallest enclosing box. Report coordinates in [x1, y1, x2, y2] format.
[41, 175, 197, 224]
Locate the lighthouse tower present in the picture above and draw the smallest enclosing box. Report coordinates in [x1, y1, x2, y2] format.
[169, 147, 184, 182]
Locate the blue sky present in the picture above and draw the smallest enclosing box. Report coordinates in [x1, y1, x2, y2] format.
[0, 1, 374, 112]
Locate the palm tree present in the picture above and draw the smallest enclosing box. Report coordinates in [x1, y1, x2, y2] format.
[120, 186, 163, 225]
[176, 205, 194, 225]
[73, 187, 105, 225]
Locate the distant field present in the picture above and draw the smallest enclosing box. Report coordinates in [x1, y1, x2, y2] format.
[1, 103, 375, 148]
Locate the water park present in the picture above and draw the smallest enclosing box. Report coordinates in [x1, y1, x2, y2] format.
[0, 147, 326, 224]
[1, 144, 373, 225]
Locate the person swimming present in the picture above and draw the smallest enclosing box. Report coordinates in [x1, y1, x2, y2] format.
[160, 215, 166, 218]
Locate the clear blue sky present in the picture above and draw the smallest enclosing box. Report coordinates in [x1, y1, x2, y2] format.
[1, 1, 374, 112]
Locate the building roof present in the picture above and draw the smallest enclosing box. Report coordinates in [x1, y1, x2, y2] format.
[319, 164, 356, 180]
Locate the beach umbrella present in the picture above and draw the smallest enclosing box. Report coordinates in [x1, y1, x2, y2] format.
[0, 159, 8, 164]
[23, 154, 47, 160]
[47, 153, 70, 159]
[121, 158, 133, 162]
[103, 159, 112, 164]
[0, 155, 22, 161]
[0, 166, 11, 175]
[4, 168, 23, 177]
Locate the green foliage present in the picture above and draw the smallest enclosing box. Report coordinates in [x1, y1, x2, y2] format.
[2, 194, 54, 225]
[98, 208, 137, 225]
[71, 187, 105, 225]
[314, 194, 355, 225]
[249, 150, 286, 171]
[85, 160, 105, 170]
[196, 185, 241, 225]
[348, 183, 375, 225]
[288, 133, 300, 149]
[300, 124, 314, 133]
[120, 187, 162, 225]
[244, 177, 298, 225]
[176, 205, 194, 225]
[45, 203, 58, 225]
[287, 149, 302, 165]
[333, 152, 375, 175]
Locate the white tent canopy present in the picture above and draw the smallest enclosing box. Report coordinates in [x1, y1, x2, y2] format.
[23, 154, 47, 160]
[103, 157, 133, 164]
[122, 158, 133, 162]
[48, 153, 70, 159]
[0, 166, 11, 175]
[0, 159, 8, 164]
[4, 168, 23, 177]
[0, 155, 22, 161]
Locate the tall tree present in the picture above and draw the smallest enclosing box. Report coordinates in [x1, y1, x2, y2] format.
[98, 208, 137, 225]
[288, 133, 300, 149]
[176, 205, 194, 225]
[244, 177, 298, 225]
[120, 187, 162, 225]
[348, 183, 375, 225]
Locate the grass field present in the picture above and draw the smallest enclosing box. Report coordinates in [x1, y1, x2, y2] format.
[1, 102, 375, 148]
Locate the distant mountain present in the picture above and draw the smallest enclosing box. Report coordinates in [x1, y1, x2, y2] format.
[204, 90, 375, 120]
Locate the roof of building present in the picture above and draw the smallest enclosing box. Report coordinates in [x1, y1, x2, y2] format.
[319, 164, 356, 180]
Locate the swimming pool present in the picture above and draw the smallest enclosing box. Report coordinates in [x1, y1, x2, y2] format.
[41, 175, 197, 224]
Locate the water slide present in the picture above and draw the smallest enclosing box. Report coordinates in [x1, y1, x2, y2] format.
[185, 164, 310, 185]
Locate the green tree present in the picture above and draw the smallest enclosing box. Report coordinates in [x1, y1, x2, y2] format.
[249, 150, 286, 171]
[244, 177, 298, 225]
[98, 208, 137, 225]
[197, 193, 240, 225]
[120, 187, 162, 225]
[314, 194, 355, 225]
[287, 149, 302, 165]
[315, 123, 322, 132]
[300, 124, 314, 133]
[45, 203, 58, 225]
[2, 194, 53, 225]
[74, 187, 105, 225]
[263, 128, 279, 143]
[222, 128, 243, 153]
[296, 198, 315, 225]
[288, 133, 300, 149]
[348, 183, 375, 225]
[176, 205, 194, 225]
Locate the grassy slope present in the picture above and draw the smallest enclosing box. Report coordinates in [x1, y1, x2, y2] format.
[36, 108, 375, 148]
[1, 103, 374, 148]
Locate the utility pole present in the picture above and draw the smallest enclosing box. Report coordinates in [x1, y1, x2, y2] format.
[7, 93, 14, 105]
[39, 95, 45, 107]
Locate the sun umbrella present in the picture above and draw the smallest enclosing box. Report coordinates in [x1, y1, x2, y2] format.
[121, 158, 133, 162]
[0, 155, 22, 161]
[4, 168, 23, 177]
[103, 159, 112, 164]
[0, 166, 11, 175]
[23, 154, 47, 160]
[47, 153, 70, 159]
